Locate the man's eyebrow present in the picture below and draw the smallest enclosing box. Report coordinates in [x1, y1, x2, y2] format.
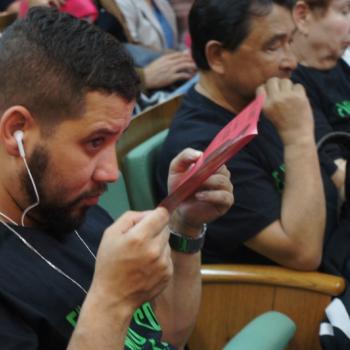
[263, 33, 289, 48]
[263, 27, 297, 48]
[86, 127, 123, 138]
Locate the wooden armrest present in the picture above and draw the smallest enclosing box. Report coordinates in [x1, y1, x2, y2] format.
[201, 264, 345, 296]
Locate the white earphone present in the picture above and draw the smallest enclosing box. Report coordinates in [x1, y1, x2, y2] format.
[13, 129, 40, 225]
[14, 130, 25, 158]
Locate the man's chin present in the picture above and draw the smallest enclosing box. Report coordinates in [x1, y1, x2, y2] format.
[42, 207, 89, 239]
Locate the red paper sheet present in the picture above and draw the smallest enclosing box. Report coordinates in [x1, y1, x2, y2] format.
[159, 94, 264, 213]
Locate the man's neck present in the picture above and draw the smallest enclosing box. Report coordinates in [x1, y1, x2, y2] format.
[196, 73, 250, 114]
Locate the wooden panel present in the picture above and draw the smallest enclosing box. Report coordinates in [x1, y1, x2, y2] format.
[274, 287, 331, 350]
[117, 94, 182, 162]
[188, 283, 274, 350]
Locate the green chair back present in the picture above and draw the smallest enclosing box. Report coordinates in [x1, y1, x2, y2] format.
[122, 129, 168, 211]
[99, 174, 130, 219]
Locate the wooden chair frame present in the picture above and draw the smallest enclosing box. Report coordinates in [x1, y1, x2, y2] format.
[117, 94, 182, 163]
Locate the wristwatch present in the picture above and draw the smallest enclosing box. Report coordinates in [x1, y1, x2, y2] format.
[169, 224, 207, 254]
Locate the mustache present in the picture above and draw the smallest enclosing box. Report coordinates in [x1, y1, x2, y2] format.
[68, 183, 108, 208]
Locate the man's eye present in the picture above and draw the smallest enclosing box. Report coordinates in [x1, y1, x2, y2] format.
[89, 137, 105, 149]
[266, 45, 278, 52]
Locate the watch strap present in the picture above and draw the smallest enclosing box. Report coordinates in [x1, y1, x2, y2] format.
[169, 224, 207, 254]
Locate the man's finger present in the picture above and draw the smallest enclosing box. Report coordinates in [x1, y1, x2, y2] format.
[195, 189, 234, 209]
[129, 207, 170, 238]
[169, 148, 203, 174]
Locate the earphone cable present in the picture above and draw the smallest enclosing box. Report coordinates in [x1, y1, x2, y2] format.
[75, 230, 96, 259]
[0, 211, 18, 226]
[21, 156, 40, 227]
[0, 217, 96, 295]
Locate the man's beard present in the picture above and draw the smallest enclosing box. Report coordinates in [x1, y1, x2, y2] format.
[21, 146, 106, 239]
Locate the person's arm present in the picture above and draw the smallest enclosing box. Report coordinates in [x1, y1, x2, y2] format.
[143, 52, 196, 90]
[245, 78, 326, 271]
[293, 70, 346, 192]
[153, 149, 234, 348]
[67, 150, 233, 349]
[310, 97, 346, 195]
[332, 158, 346, 201]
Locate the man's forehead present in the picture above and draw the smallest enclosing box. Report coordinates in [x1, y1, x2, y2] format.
[84, 92, 133, 122]
[245, 5, 295, 44]
[52, 92, 134, 136]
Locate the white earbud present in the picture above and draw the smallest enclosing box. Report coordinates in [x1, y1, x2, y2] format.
[14, 130, 25, 158]
[12, 130, 39, 226]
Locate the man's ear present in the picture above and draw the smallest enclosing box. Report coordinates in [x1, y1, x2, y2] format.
[293, 1, 312, 35]
[205, 40, 226, 75]
[0, 106, 34, 157]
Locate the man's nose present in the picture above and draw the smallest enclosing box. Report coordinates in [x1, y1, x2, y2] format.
[281, 43, 298, 73]
[93, 148, 119, 183]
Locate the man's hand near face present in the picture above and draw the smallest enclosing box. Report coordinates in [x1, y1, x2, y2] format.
[257, 78, 314, 145]
[243, 78, 325, 270]
[68, 148, 233, 350]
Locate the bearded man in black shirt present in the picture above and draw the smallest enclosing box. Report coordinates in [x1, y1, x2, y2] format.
[0, 8, 233, 349]
[157, 0, 340, 269]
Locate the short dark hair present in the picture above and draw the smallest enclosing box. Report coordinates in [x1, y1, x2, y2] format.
[303, 0, 331, 13]
[0, 7, 140, 128]
[189, 0, 295, 70]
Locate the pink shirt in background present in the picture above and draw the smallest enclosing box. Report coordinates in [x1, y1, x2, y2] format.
[19, 0, 98, 22]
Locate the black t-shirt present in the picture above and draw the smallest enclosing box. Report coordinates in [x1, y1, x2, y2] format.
[156, 87, 338, 264]
[0, 206, 175, 350]
[292, 59, 350, 160]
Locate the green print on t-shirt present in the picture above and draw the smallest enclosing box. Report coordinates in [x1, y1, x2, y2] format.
[66, 306, 81, 327]
[133, 303, 161, 331]
[272, 163, 286, 193]
[65, 302, 171, 350]
[336, 101, 350, 118]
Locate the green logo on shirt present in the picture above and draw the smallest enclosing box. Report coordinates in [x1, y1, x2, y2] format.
[66, 306, 81, 327]
[336, 101, 350, 118]
[272, 163, 285, 193]
[65, 302, 171, 350]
